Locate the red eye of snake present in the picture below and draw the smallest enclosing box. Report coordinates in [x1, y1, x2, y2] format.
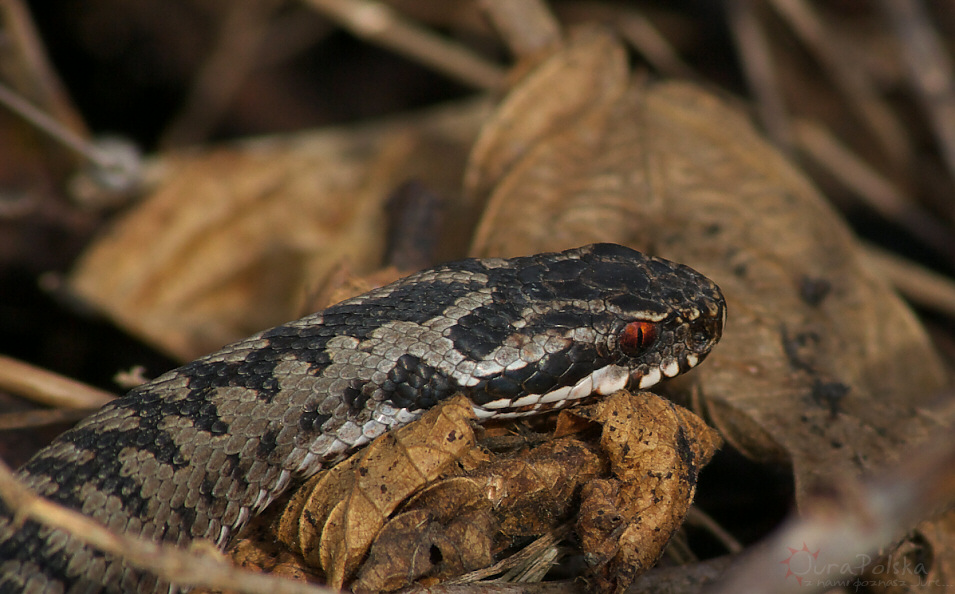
[619, 321, 658, 357]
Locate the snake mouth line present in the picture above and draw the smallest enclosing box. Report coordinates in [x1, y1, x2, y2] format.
[471, 353, 701, 420]
[635, 351, 702, 390]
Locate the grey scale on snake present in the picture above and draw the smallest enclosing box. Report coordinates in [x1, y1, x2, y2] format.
[0, 243, 725, 593]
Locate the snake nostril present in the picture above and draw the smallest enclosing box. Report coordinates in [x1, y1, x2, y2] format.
[688, 317, 721, 349]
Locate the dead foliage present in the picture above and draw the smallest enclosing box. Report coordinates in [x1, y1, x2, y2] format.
[2, 1, 955, 593]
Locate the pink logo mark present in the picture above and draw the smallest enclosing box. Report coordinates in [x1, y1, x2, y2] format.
[781, 543, 819, 584]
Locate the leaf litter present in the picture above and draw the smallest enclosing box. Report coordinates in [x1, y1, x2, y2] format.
[223, 391, 719, 593]
[30, 6, 955, 593]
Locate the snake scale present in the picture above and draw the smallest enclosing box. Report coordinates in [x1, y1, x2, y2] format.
[0, 243, 725, 593]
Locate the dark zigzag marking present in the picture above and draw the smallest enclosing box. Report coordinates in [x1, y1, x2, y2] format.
[444, 296, 520, 361]
[16, 390, 239, 548]
[182, 329, 335, 405]
[0, 508, 76, 591]
[0, 503, 169, 593]
[381, 354, 455, 412]
[318, 277, 491, 338]
[183, 275, 496, 407]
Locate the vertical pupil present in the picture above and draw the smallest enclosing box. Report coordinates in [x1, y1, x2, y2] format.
[620, 321, 657, 355]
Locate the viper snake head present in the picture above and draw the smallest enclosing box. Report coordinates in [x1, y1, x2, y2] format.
[468, 243, 725, 419]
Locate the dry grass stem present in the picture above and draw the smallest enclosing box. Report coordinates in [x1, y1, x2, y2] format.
[879, 0, 955, 188]
[725, 0, 794, 150]
[768, 0, 911, 168]
[863, 244, 955, 320]
[0, 355, 115, 409]
[479, 0, 562, 58]
[303, 0, 505, 90]
[794, 119, 955, 262]
[160, 0, 282, 148]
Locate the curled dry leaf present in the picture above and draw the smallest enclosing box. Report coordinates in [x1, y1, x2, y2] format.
[351, 507, 497, 593]
[474, 437, 606, 538]
[304, 262, 407, 315]
[351, 476, 494, 592]
[464, 24, 629, 209]
[204, 517, 321, 594]
[275, 395, 476, 589]
[903, 516, 955, 589]
[264, 390, 715, 592]
[68, 101, 489, 360]
[350, 439, 604, 592]
[572, 391, 722, 593]
[466, 27, 949, 503]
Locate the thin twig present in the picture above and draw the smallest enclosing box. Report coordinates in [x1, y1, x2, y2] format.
[879, 0, 955, 190]
[0, 355, 115, 409]
[160, 0, 282, 149]
[302, 0, 505, 90]
[725, 0, 794, 151]
[613, 9, 697, 80]
[0, 408, 97, 431]
[685, 507, 745, 555]
[794, 118, 955, 265]
[768, 0, 911, 168]
[0, 456, 335, 594]
[0, 80, 112, 170]
[0, 0, 88, 137]
[862, 244, 955, 320]
[479, 0, 562, 58]
[0, 0, 144, 189]
[0, 81, 142, 195]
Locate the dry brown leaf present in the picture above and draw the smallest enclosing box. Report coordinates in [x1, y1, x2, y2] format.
[465, 26, 640, 250]
[868, 513, 955, 593]
[401, 475, 488, 519]
[275, 454, 360, 568]
[352, 508, 497, 593]
[573, 391, 721, 592]
[352, 437, 603, 591]
[342, 396, 704, 592]
[223, 521, 320, 587]
[351, 476, 494, 592]
[68, 100, 489, 360]
[465, 27, 949, 505]
[476, 437, 605, 538]
[304, 262, 407, 314]
[464, 24, 629, 209]
[276, 395, 476, 589]
[311, 436, 604, 592]
[338, 414, 670, 592]
[262, 390, 713, 591]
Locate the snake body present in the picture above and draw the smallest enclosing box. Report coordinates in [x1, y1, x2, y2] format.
[0, 243, 724, 593]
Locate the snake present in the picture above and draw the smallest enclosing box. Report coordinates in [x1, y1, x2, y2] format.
[0, 243, 725, 593]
